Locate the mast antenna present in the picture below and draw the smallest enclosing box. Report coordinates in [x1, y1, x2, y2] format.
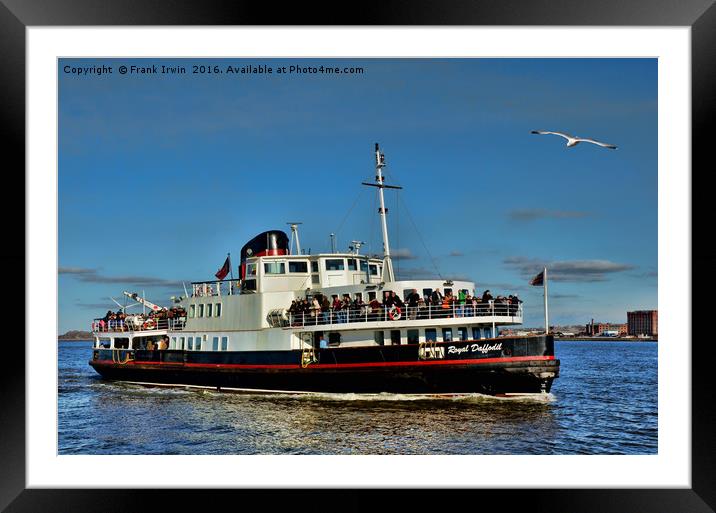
[362, 142, 401, 282]
[287, 222, 303, 255]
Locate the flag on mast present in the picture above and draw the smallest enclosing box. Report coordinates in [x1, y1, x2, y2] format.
[529, 267, 549, 334]
[530, 270, 545, 286]
[215, 255, 231, 280]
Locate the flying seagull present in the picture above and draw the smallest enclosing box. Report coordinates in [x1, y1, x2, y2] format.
[531, 130, 617, 149]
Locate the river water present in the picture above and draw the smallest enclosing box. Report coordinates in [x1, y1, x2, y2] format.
[58, 340, 657, 455]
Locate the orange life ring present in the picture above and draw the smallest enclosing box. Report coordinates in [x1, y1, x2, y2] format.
[388, 306, 402, 320]
[143, 319, 156, 330]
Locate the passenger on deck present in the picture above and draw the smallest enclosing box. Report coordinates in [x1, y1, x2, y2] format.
[311, 297, 321, 324]
[321, 296, 331, 324]
[331, 295, 342, 323]
[368, 297, 382, 321]
[158, 337, 169, 350]
[406, 289, 420, 319]
[482, 289, 493, 303]
[431, 289, 444, 312]
[146, 339, 155, 351]
[417, 297, 428, 319]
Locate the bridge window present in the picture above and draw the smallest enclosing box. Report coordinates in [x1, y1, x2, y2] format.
[246, 263, 257, 277]
[289, 261, 309, 273]
[311, 261, 318, 273]
[407, 329, 419, 344]
[221, 336, 228, 351]
[206, 303, 213, 317]
[425, 328, 437, 342]
[242, 279, 256, 291]
[189, 305, 195, 318]
[347, 259, 358, 271]
[442, 328, 453, 342]
[360, 260, 368, 272]
[369, 264, 378, 276]
[264, 262, 286, 274]
[215, 303, 221, 317]
[325, 259, 345, 271]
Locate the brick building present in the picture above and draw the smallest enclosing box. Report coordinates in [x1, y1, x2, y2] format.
[627, 310, 658, 336]
[585, 320, 628, 336]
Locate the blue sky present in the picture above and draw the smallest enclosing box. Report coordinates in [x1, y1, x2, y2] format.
[58, 58, 657, 333]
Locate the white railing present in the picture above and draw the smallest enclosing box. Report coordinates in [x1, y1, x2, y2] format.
[191, 280, 240, 298]
[285, 302, 522, 328]
[91, 317, 187, 333]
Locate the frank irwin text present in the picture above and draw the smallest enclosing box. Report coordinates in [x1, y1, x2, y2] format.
[63, 64, 365, 76]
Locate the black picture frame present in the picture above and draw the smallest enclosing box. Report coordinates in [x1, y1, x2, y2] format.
[5, 1, 713, 511]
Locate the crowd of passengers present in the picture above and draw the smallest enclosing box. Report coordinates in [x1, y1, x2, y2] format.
[287, 289, 522, 325]
[94, 306, 187, 332]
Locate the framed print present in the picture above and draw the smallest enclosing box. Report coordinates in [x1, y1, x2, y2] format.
[6, 0, 714, 511]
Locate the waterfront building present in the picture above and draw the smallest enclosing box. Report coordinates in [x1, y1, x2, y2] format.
[585, 320, 628, 337]
[627, 310, 658, 336]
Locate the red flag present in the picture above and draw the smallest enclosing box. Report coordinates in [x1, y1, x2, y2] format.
[215, 256, 230, 280]
[530, 270, 544, 286]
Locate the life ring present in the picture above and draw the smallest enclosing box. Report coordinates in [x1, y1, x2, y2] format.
[143, 319, 156, 330]
[388, 306, 402, 320]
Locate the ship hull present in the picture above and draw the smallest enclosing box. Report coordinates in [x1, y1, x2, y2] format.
[89, 335, 559, 396]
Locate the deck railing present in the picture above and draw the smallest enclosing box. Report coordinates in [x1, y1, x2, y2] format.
[285, 302, 522, 328]
[91, 317, 186, 333]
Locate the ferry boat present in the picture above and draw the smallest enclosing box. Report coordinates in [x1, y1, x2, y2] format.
[89, 144, 559, 396]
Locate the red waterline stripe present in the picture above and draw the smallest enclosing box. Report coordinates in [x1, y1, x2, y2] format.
[95, 355, 554, 370]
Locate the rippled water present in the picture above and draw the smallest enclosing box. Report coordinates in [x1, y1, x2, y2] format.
[58, 340, 657, 454]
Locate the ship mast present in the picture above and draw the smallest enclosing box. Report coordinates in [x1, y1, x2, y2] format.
[362, 143, 402, 282]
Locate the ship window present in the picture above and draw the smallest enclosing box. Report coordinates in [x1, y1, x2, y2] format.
[422, 289, 433, 301]
[264, 262, 286, 274]
[246, 263, 257, 277]
[378, 265, 382, 276]
[212, 336, 219, 351]
[206, 303, 213, 317]
[368, 291, 376, 300]
[198, 304, 204, 317]
[311, 261, 318, 273]
[312, 275, 320, 284]
[328, 332, 342, 346]
[444, 288, 453, 296]
[347, 259, 357, 271]
[407, 329, 419, 344]
[171, 337, 177, 349]
[360, 260, 368, 272]
[187, 337, 193, 350]
[369, 264, 378, 276]
[221, 336, 228, 351]
[325, 259, 345, 271]
[215, 303, 221, 317]
[442, 328, 453, 342]
[472, 327, 480, 340]
[354, 292, 362, 301]
[289, 261, 309, 273]
[242, 279, 257, 291]
[189, 305, 196, 318]
[458, 327, 468, 341]
[390, 330, 401, 345]
[374, 331, 385, 346]
[195, 337, 202, 351]
[425, 328, 437, 342]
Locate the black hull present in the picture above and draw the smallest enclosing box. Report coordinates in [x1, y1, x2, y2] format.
[89, 335, 559, 396]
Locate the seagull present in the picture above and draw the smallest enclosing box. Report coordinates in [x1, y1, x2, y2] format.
[531, 130, 617, 149]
